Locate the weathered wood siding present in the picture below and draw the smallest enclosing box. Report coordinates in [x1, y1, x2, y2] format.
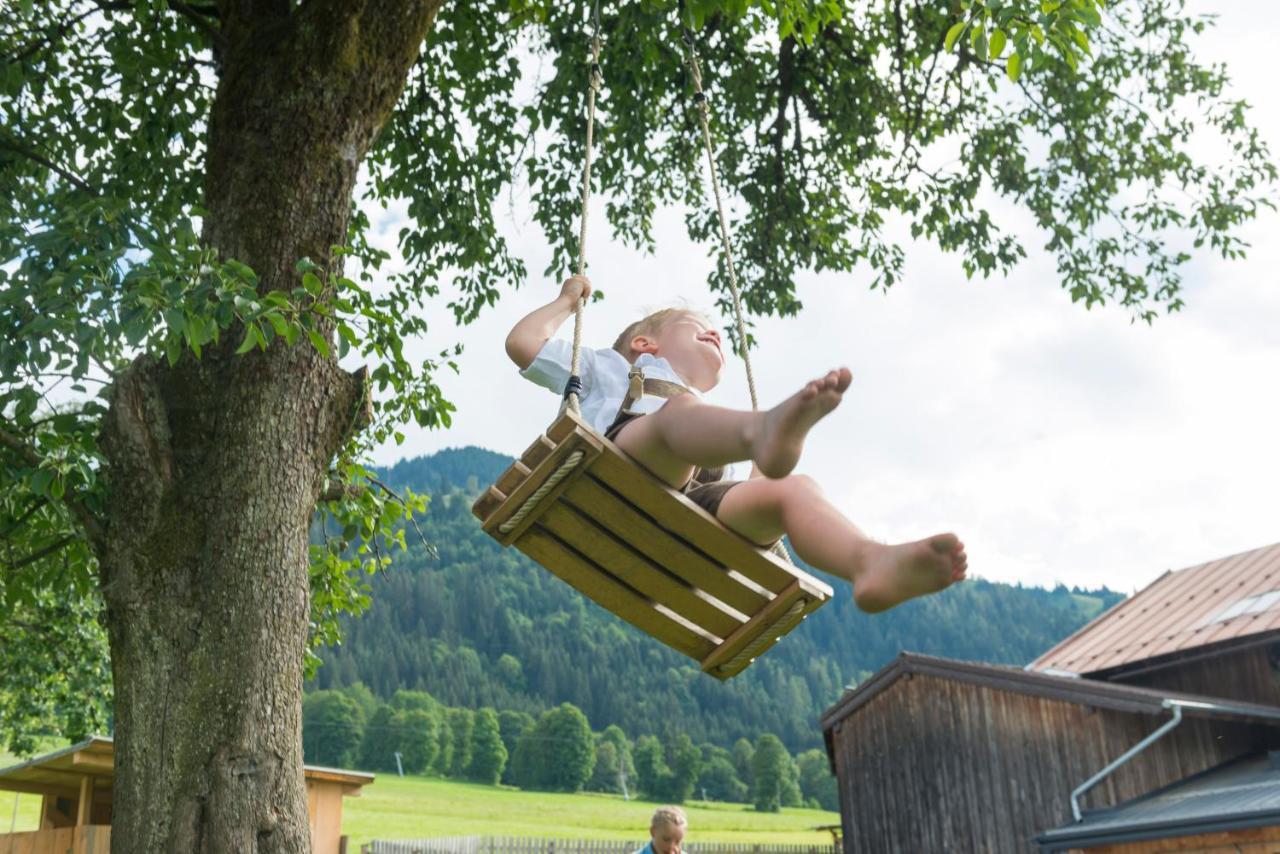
[1116, 644, 1280, 707]
[829, 674, 1277, 853]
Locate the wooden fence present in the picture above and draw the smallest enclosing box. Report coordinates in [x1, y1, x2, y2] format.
[365, 838, 837, 854]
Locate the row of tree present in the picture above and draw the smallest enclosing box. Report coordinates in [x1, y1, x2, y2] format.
[308, 448, 1124, 757]
[302, 685, 837, 811]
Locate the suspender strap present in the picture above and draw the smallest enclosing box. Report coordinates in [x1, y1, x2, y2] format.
[619, 365, 691, 416]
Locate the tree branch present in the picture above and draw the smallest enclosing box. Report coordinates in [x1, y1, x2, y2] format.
[2, 535, 76, 572]
[0, 426, 104, 550]
[0, 131, 98, 195]
[167, 0, 228, 51]
[0, 498, 49, 540]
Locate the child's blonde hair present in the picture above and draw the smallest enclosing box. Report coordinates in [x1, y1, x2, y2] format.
[612, 306, 715, 362]
[651, 805, 687, 829]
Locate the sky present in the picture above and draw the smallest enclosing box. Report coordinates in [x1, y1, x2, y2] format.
[363, 2, 1279, 595]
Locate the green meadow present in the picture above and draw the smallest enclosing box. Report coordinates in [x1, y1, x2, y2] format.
[0, 753, 837, 845]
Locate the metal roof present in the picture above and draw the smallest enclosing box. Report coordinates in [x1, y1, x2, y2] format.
[1037, 752, 1280, 850]
[0, 736, 374, 793]
[820, 652, 1280, 737]
[1031, 541, 1280, 676]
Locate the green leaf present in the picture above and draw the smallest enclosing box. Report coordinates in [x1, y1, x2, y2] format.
[989, 28, 1007, 59]
[944, 20, 967, 52]
[306, 328, 330, 358]
[235, 325, 259, 355]
[1006, 53, 1022, 81]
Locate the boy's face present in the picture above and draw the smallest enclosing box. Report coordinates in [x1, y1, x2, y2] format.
[650, 820, 686, 854]
[637, 313, 724, 392]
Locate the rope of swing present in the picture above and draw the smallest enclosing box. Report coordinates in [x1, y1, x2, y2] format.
[681, 20, 761, 412]
[565, 1, 604, 416]
[565, 2, 761, 415]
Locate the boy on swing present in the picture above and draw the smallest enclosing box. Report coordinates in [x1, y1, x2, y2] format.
[505, 274, 967, 613]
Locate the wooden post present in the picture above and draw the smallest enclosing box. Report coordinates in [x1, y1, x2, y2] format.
[76, 776, 92, 826]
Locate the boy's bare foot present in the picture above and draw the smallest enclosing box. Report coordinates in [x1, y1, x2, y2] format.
[851, 534, 968, 613]
[751, 368, 853, 478]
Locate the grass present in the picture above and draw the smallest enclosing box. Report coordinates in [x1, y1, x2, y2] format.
[0, 748, 837, 845]
[342, 775, 840, 847]
[0, 748, 50, 832]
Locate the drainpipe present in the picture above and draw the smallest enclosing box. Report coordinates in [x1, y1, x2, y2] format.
[1070, 700, 1183, 822]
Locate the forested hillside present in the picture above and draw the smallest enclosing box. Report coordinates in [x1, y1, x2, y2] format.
[309, 448, 1122, 753]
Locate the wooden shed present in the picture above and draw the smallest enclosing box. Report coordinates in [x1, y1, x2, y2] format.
[820, 653, 1280, 853]
[0, 736, 372, 854]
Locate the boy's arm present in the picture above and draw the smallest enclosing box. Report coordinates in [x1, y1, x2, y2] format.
[505, 275, 592, 370]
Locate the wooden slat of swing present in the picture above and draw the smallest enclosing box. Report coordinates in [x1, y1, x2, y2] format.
[517, 526, 718, 661]
[588, 447, 798, 594]
[560, 477, 771, 617]
[473, 409, 834, 679]
[539, 502, 748, 639]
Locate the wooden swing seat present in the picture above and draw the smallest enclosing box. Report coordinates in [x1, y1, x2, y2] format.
[471, 409, 833, 680]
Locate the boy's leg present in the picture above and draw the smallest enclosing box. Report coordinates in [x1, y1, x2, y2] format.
[714, 475, 968, 613]
[613, 368, 853, 485]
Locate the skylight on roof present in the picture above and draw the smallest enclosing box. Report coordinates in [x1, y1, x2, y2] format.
[1203, 590, 1280, 627]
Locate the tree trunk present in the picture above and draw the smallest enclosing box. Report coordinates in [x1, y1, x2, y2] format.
[97, 3, 442, 851]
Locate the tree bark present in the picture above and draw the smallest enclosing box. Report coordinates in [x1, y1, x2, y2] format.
[97, 2, 443, 851]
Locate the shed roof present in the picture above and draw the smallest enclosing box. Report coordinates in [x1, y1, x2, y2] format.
[820, 652, 1280, 740]
[0, 736, 374, 795]
[1036, 751, 1280, 851]
[1031, 541, 1280, 676]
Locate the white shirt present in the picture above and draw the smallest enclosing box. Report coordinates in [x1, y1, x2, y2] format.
[519, 337, 697, 436]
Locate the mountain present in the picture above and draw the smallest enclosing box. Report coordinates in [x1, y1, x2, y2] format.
[308, 447, 1123, 753]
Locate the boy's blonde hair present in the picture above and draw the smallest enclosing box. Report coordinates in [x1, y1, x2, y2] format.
[612, 307, 715, 362]
[651, 805, 687, 829]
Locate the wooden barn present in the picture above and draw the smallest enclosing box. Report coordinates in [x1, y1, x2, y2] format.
[0, 736, 372, 854]
[822, 541, 1280, 852]
[1032, 541, 1280, 705]
[819, 653, 1280, 853]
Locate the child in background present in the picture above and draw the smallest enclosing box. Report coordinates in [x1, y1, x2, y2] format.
[506, 274, 966, 612]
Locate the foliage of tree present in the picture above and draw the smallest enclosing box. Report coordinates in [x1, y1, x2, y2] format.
[497, 709, 535, 786]
[340, 682, 381, 722]
[432, 713, 454, 777]
[466, 707, 508, 784]
[358, 704, 402, 773]
[750, 733, 793, 813]
[301, 691, 364, 769]
[633, 732, 702, 803]
[446, 706, 474, 778]
[4, 0, 1271, 845]
[512, 702, 595, 792]
[588, 724, 636, 793]
[399, 708, 440, 775]
[732, 737, 755, 788]
[697, 755, 749, 803]
[796, 748, 839, 811]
